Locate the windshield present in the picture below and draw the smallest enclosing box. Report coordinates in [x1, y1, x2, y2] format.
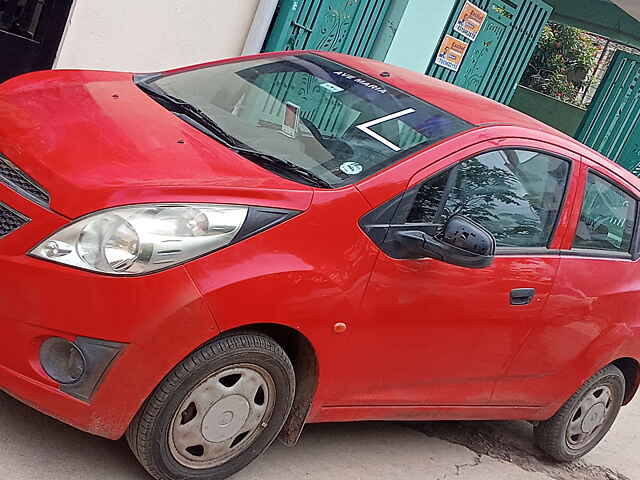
[141, 53, 472, 188]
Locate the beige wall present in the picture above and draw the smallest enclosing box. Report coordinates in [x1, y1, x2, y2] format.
[612, 0, 640, 21]
[55, 0, 260, 72]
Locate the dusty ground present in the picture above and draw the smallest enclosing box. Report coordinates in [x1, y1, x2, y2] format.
[0, 391, 637, 479]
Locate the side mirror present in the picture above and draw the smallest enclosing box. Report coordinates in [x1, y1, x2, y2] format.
[442, 216, 495, 257]
[395, 215, 495, 268]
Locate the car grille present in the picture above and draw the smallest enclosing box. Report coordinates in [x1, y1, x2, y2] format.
[0, 153, 50, 206]
[0, 203, 29, 237]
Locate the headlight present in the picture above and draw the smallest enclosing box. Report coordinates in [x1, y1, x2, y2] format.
[31, 204, 293, 275]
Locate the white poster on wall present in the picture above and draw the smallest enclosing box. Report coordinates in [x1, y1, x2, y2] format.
[453, 1, 488, 42]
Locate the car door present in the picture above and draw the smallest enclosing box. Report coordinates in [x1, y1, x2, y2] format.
[495, 160, 640, 407]
[336, 143, 577, 407]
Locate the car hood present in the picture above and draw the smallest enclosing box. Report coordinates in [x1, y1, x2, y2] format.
[0, 70, 312, 218]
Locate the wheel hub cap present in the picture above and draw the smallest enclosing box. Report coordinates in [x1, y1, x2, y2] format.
[168, 364, 276, 469]
[566, 385, 614, 450]
[201, 395, 250, 442]
[581, 403, 606, 434]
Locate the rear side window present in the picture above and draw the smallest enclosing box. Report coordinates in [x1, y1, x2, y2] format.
[407, 149, 570, 248]
[573, 173, 637, 253]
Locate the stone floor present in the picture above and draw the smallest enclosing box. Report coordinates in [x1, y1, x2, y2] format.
[1, 391, 637, 480]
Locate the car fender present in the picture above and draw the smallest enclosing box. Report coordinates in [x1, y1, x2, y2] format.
[84, 267, 221, 439]
[547, 322, 640, 414]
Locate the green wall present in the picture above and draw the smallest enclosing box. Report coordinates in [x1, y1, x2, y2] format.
[509, 86, 587, 136]
[384, 0, 456, 73]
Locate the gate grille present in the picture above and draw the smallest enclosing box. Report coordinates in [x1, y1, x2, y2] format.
[264, 0, 393, 57]
[576, 51, 640, 173]
[426, 0, 552, 104]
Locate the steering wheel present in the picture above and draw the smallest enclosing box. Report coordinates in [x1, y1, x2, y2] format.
[300, 117, 324, 143]
[300, 117, 355, 164]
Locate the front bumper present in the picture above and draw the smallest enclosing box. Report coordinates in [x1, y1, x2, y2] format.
[0, 184, 219, 439]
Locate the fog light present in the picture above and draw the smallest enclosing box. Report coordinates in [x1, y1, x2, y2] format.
[40, 337, 86, 384]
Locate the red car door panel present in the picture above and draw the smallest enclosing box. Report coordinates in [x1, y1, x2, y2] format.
[353, 254, 559, 405]
[496, 160, 640, 407]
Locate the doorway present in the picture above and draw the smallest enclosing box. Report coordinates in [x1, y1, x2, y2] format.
[0, 0, 73, 83]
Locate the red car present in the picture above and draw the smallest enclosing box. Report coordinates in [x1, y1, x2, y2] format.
[0, 51, 638, 480]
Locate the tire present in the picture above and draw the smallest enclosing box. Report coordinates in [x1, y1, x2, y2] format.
[126, 332, 295, 480]
[534, 364, 625, 462]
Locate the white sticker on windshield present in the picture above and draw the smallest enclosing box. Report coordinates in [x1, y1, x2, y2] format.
[333, 71, 387, 94]
[340, 161, 364, 175]
[355, 108, 416, 151]
[320, 82, 344, 93]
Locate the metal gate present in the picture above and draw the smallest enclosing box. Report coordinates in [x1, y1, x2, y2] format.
[264, 0, 392, 57]
[427, 0, 552, 104]
[0, 0, 73, 83]
[576, 51, 640, 174]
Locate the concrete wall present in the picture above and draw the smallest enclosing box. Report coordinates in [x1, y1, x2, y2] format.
[509, 86, 587, 136]
[55, 0, 260, 72]
[369, 0, 410, 61]
[384, 0, 455, 73]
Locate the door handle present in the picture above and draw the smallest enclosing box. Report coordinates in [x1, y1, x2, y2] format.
[510, 288, 536, 306]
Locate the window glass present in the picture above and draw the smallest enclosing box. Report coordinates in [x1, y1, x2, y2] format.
[147, 54, 471, 188]
[407, 167, 450, 224]
[0, 0, 44, 39]
[407, 150, 570, 248]
[573, 173, 636, 252]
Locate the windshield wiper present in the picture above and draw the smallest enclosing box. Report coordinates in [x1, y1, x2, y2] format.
[231, 147, 332, 188]
[138, 83, 240, 147]
[139, 82, 332, 189]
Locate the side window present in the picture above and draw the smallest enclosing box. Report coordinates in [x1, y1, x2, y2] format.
[573, 172, 637, 253]
[407, 149, 570, 248]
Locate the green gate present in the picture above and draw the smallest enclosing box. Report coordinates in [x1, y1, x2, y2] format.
[264, 0, 393, 57]
[262, 0, 401, 138]
[576, 51, 640, 175]
[427, 0, 552, 104]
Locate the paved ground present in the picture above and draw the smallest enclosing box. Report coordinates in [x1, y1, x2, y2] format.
[0, 391, 637, 480]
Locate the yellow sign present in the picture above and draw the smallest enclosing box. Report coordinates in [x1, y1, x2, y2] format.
[454, 1, 488, 41]
[435, 35, 469, 72]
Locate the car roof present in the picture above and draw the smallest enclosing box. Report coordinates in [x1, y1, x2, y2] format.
[317, 51, 560, 131]
[317, 51, 640, 193]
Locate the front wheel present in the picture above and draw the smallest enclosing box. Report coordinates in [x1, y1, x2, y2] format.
[534, 364, 625, 462]
[127, 333, 295, 480]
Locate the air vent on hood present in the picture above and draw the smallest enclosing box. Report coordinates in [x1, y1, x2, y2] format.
[0, 203, 29, 237]
[0, 153, 50, 206]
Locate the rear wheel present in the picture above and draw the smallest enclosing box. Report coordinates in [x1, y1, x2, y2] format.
[534, 364, 625, 462]
[127, 333, 295, 480]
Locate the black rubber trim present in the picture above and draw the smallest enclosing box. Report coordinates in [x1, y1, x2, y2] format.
[60, 337, 126, 402]
[358, 192, 405, 248]
[633, 196, 640, 260]
[232, 206, 301, 244]
[496, 247, 560, 256]
[560, 249, 634, 260]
